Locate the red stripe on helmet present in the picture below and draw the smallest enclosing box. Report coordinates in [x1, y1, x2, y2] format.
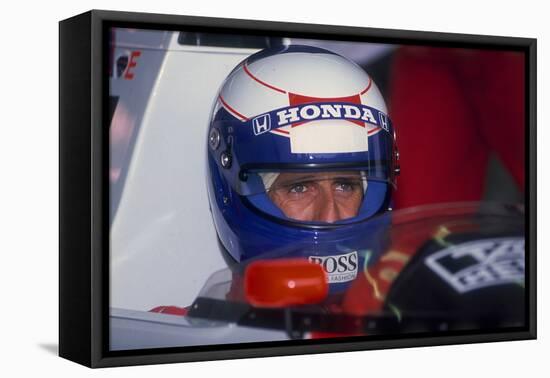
[360, 77, 373, 95]
[271, 128, 290, 135]
[244, 62, 287, 94]
[219, 95, 249, 121]
[368, 126, 381, 135]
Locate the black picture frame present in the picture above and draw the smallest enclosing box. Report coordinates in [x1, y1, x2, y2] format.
[59, 9, 537, 368]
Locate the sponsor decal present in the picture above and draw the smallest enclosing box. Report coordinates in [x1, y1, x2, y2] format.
[245, 102, 391, 135]
[124, 50, 141, 80]
[252, 113, 271, 135]
[277, 103, 378, 127]
[309, 251, 358, 283]
[425, 237, 524, 294]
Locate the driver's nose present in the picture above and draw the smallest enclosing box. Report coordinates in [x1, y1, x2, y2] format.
[313, 184, 342, 223]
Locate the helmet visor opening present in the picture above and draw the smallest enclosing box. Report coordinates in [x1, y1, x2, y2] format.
[242, 169, 390, 224]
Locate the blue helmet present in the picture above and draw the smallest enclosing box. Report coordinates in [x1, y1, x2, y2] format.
[206, 45, 398, 292]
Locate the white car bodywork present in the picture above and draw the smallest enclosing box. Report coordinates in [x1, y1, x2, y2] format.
[110, 29, 266, 311]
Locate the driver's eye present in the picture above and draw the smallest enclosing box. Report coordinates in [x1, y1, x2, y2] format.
[334, 181, 361, 192]
[289, 183, 308, 194]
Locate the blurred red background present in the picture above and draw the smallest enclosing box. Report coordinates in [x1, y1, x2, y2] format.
[388, 46, 525, 209]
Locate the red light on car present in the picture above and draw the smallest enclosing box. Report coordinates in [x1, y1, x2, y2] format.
[244, 258, 328, 308]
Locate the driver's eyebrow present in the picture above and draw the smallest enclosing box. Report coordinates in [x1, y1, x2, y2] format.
[273, 175, 317, 187]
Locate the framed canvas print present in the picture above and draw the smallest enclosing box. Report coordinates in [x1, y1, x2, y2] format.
[59, 9, 536, 368]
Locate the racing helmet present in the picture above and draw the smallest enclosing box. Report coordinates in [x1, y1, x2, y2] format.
[206, 45, 398, 292]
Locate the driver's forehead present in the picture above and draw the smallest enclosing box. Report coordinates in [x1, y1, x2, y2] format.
[274, 171, 361, 182]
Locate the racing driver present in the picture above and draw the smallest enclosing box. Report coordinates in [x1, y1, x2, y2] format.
[152, 44, 399, 315]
